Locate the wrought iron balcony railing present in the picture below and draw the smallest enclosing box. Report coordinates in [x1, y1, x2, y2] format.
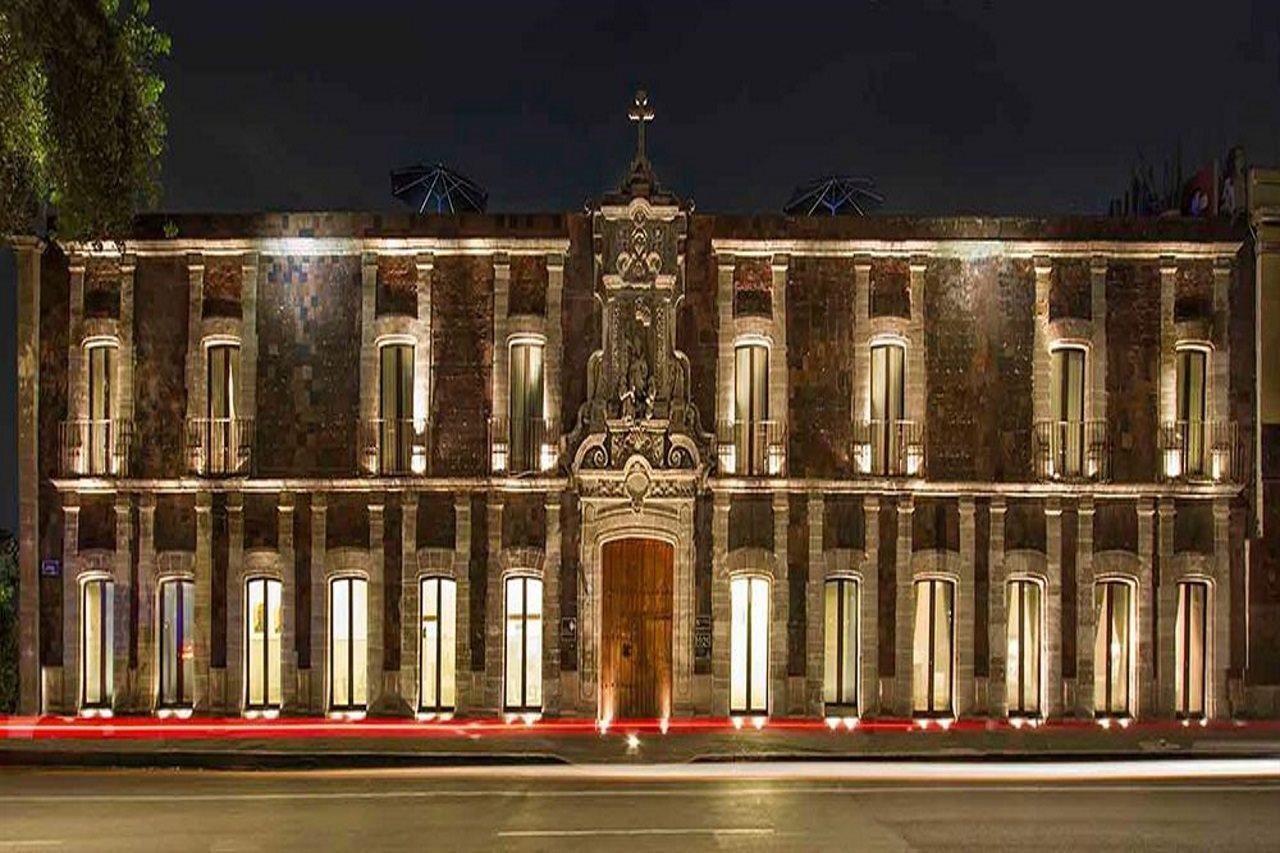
[59, 418, 132, 477]
[185, 417, 254, 476]
[1033, 420, 1110, 482]
[489, 417, 558, 475]
[1158, 420, 1245, 483]
[715, 419, 786, 476]
[360, 418, 431, 475]
[851, 419, 925, 477]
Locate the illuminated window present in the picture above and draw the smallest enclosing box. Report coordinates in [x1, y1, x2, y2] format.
[1005, 579, 1043, 717]
[244, 577, 283, 711]
[86, 342, 118, 474]
[378, 343, 414, 473]
[81, 578, 114, 710]
[508, 341, 545, 473]
[869, 341, 905, 474]
[206, 343, 240, 474]
[330, 577, 369, 711]
[1175, 581, 1209, 720]
[1093, 580, 1135, 718]
[733, 343, 770, 475]
[823, 577, 859, 713]
[1176, 348, 1208, 475]
[1050, 346, 1086, 476]
[912, 579, 954, 716]
[730, 575, 770, 715]
[504, 576, 543, 712]
[158, 578, 194, 709]
[419, 577, 457, 713]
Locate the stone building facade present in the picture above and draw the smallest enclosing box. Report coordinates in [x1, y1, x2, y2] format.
[11, 149, 1280, 724]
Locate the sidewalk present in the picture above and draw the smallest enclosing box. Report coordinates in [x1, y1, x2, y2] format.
[4, 715, 1280, 769]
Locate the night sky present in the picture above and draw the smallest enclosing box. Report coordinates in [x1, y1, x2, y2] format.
[3, 0, 1280, 531]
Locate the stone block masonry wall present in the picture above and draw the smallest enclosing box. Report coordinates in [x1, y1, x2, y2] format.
[680, 218, 718, 427]
[1106, 262, 1161, 482]
[256, 256, 362, 476]
[787, 257, 854, 477]
[431, 256, 493, 476]
[132, 257, 190, 477]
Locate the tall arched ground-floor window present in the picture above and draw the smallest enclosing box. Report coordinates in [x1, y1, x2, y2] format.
[419, 577, 457, 714]
[1006, 579, 1043, 718]
[913, 579, 954, 717]
[245, 577, 283, 711]
[504, 576, 543, 713]
[81, 577, 114, 711]
[1094, 579, 1136, 719]
[823, 577, 859, 715]
[330, 577, 369, 712]
[730, 575, 770, 715]
[1175, 580, 1209, 720]
[158, 578, 194, 709]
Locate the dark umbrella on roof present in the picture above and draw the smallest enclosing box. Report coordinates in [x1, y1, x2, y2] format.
[390, 163, 488, 213]
[784, 175, 884, 216]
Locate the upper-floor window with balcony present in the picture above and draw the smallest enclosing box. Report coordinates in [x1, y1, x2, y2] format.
[205, 343, 241, 474]
[1049, 345, 1086, 477]
[86, 341, 118, 475]
[869, 341, 905, 475]
[378, 343, 415, 474]
[508, 339, 545, 474]
[1176, 346, 1208, 477]
[732, 342, 770, 476]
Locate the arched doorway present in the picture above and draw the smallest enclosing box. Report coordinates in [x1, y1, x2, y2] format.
[600, 537, 674, 720]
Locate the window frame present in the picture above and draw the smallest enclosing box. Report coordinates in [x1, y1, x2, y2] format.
[507, 336, 547, 474]
[377, 339, 416, 474]
[1093, 577, 1137, 719]
[244, 576, 284, 712]
[732, 338, 771, 476]
[418, 575, 457, 714]
[503, 574, 543, 714]
[329, 575, 369, 713]
[822, 576, 860, 715]
[1175, 579, 1210, 721]
[912, 577, 956, 718]
[80, 575, 114, 711]
[1005, 576, 1045, 719]
[868, 337, 907, 474]
[157, 577, 195, 710]
[84, 338, 120, 475]
[1174, 343, 1211, 476]
[729, 573, 771, 716]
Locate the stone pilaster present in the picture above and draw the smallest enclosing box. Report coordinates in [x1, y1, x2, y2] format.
[1090, 257, 1109, 426]
[66, 254, 86, 422]
[308, 494, 327, 711]
[851, 259, 872, 422]
[1212, 259, 1232, 422]
[1136, 498, 1156, 717]
[193, 491, 213, 711]
[957, 498, 976, 717]
[136, 495, 156, 710]
[543, 492, 562, 713]
[415, 254, 434, 432]
[1212, 498, 1231, 719]
[862, 496, 881, 716]
[545, 254, 565, 432]
[1032, 258, 1052, 427]
[1156, 498, 1177, 715]
[769, 256, 790, 468]
[894, 495, 915, 715]
[14, 238, 41, 713]
[112, 494, 132, 712]
[183, 255, 205, 439]
[277, 493, 298, 710]
[117, 257, 136, 429]
[491, 254, 511, 459]
[240, 254, 260, 429]
[710, 492, 731, 716]
[987, 497, 1008, 717]
[358, 254, 379, 453]
[714, 257, 735, 428]
[1044, 496, 1064, 717]
[805, 492, 824, 716]
[906, 260, 927, 422]
[454, 494, 473, 711]
[59, 493, 79, 713]
[484, 496, 504, 711]
[1159, 259, 1177, 425]
[224, 492, 245, 712]
[1075, 496, 1095, 716]
[368, 496, 386, 710]
[399, 493, 419, 711]
[771, 491, 789, 714]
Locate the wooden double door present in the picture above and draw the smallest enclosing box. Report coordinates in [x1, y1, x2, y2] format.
[601, 538, 674, 720]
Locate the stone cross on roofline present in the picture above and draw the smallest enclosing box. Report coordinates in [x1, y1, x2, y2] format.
[629, 89, 655, 165]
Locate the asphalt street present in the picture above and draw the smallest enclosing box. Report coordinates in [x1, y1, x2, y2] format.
[2, 762, 1279, 851]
